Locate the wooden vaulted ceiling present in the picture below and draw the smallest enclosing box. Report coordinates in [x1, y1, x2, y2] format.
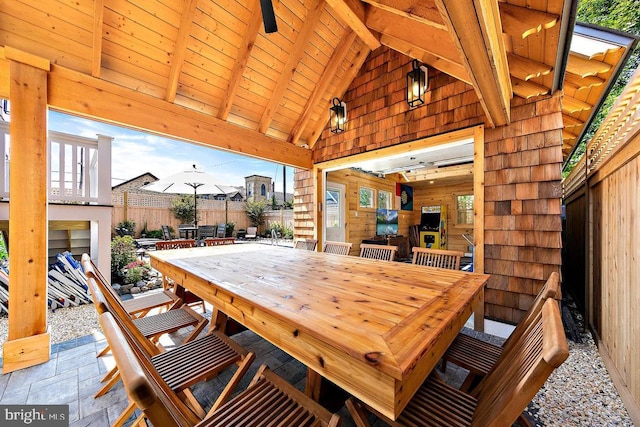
[0, 0, 574, 164]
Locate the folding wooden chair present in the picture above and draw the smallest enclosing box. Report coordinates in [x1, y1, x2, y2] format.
[81, 254, 182, 318]
[91, 277, 253, 423]
[347, 298, 569, 427]
[359, 243, 397, 261]
[294, 238, 318, 251]
[442, 271, 561, 391]
[323, 241, 353, 255]
[412, 247, 464, 270]
[99, 311, 340, 427]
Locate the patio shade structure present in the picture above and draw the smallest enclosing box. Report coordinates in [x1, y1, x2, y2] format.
[140, 165, 220, 228]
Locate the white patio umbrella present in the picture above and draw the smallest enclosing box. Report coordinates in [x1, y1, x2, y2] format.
[140, 165, 221, 227]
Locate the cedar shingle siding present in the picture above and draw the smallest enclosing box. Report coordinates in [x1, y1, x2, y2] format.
[295, 47, 563, 323]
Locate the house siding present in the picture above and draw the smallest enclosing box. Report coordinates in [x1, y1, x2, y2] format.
[295, 47, 563, 323]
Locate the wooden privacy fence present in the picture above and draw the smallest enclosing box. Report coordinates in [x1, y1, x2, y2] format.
[562, 69, 640, 423]
[112, 191, 295, 237]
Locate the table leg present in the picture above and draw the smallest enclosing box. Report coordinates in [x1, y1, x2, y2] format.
[305, 368, 322, 401]
[473, 287, 484, 332]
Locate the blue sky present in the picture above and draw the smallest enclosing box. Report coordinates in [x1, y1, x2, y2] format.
[48, 111, 295, 192]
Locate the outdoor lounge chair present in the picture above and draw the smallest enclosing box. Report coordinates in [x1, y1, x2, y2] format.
[245, 226, 257, 239]
[441, 271, 561, 391]
[412, 247, 464, 270]
[347, 298, 569, 427]
[99, 309, 340, 426]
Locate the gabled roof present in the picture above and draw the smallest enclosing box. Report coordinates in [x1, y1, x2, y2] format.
[0, 0, 576, 165]
[112, 172, 158, 190]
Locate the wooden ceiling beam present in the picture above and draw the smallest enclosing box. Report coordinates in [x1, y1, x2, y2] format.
[47, 65, 312, 169]
[361, 0, 446, 30]
[165, 0, 199, 103]
[289, 31, 358, 146]
[326, 0, 381, 50]
[562, 113, 583, 129]
[366, 8, 461, 66]
[564, 72, 605, 91]
[434, 0, 512, 127]
[499, 3, 559, 39]
[91, 0, 104, 78]
[379, 34, 470, 84]
[258, 0, 327, 134]
[217, 0, 263, 120]
[508, 53, 552, 81]
[307, 41, 371, 148]
[404, 163, 474, 182]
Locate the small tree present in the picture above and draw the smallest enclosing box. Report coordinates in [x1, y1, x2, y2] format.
[171, 194, 195, 223]
[245, 199, 269, 232]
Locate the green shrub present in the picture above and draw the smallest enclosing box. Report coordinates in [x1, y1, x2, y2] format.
[146, 229, 164, 239]
[225, 221, 235, 237]
[111, 236, 137, 283]
[172, 195, 195, 223]
[245, 199, 269, 230]
[266, 222, 293, 239]
[123, 260, 151, 285]
[117, 220, 136, 236]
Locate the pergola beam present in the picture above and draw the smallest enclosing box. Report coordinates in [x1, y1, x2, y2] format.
[165, 0, 199, 103]
[326, 0, 381, 50]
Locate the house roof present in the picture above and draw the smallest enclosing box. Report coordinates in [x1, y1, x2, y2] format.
[111, 172, 158, 190]
[0, 0, 581, 167]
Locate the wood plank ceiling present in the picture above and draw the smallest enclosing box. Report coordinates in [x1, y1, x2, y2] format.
[0, 0, 576, 161]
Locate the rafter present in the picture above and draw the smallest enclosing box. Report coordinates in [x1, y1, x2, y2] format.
[326, 0, 381, 50]
[91, 0, 104, 78]
[366, 7, 461, 66]
[511, 77, 549, 99]
[499, 3, 558, 39]
[259, 0, 327, 134]
[361, 0, 445, 30]
[379, 34, 470, 84]
[564, 72, 605, 91]
[562, 114, 583, 129]
[47, 65, 312, 169]
[166, 0, 199, 103]
[289, 31, 358, 146]
[217, 0, 263, 120]
[508, 53, 552, 81]
[434, 0, 511, 127]
[566, 54, 612, 78]
[308, 41, 371, 148]
[562, 96, 592, 114]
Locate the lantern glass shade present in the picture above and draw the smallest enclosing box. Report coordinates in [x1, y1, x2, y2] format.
[407, 60, 427, 108]
[330, 97, 346, 133]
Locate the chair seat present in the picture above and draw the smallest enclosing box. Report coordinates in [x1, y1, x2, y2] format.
[121, 291, 180, 316]
[133, 307, 202, 338]
[153, 332, 242, 392]
[196, 368, 338, 427]
[398, 376, 476, 427]
[445, 333, 502, 376]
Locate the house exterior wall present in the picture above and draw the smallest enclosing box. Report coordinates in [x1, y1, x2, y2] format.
[294, 47, 563, 323]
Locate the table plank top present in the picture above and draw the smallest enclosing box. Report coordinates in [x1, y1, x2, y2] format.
[149, 243, 489, 419]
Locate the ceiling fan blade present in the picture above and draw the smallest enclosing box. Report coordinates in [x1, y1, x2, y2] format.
[259, 0, 278, 33]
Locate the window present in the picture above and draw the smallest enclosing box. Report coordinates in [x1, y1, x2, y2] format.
[359, 187, 375, 209]
[456, 195, 474, 225]
[378, 190, 392, 209]
[260, 183, 266, 196]
[326, 189, 340, 228]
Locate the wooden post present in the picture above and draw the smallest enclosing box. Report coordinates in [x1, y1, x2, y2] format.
[3, 48, 51, 373]
[123, 191, 128, 223]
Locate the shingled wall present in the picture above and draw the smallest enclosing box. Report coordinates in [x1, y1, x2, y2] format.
[295, 47, 563, 323]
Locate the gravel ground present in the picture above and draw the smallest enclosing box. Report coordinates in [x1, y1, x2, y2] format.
[0, 299, 634, 426]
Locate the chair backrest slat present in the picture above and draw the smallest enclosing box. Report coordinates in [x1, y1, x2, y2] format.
[412, 247, 464, 270]
[294, 239, 318, 251]
[359, 244, 397, 261]
[323, 241, 352, 255]
[471, 299, 568, 427]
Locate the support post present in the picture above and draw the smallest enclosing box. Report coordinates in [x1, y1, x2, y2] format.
[3, 49, 51, 373]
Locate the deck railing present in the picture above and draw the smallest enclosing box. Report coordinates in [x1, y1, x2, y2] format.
[0, 122, 112, 204]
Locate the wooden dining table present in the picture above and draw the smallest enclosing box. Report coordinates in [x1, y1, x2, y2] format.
[149, 243, 490, 420]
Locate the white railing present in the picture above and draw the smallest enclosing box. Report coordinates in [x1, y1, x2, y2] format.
[0, 122, 112, 204]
